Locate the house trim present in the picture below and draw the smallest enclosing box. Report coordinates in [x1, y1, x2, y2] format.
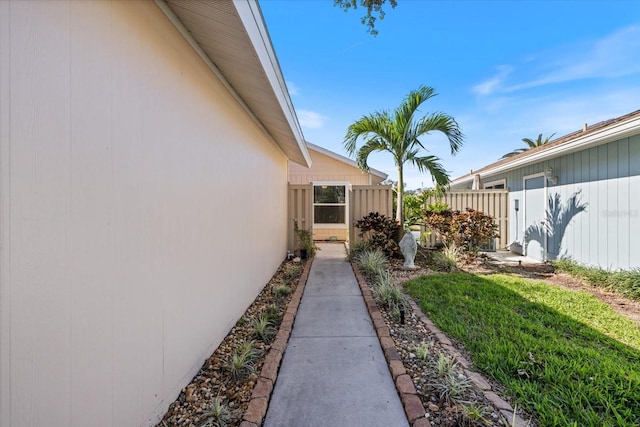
[155, 0, 311, 168]
[452, 111, 640, 186]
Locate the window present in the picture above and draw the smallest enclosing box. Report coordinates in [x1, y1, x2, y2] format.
[483, 179, 506, 189]
[313, 183, 347, 226]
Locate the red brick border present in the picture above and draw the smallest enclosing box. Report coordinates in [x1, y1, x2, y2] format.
[241, 256, 313, 426]
[352, 262, 532, 427]
[351, 263, 430, 427]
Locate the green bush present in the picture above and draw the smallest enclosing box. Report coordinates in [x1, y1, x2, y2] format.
[354, 249, 389, 276]
[355, 212, 400, 257]
[424, 208, 499, 254]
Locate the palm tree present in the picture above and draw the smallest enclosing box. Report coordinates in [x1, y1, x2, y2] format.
[501, 133, 556, 159]
[344, 86, 464, 231]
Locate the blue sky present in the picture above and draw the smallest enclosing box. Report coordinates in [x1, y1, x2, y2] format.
[260, 0, 640, 190]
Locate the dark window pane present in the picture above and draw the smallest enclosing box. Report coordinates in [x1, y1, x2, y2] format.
[314, 186, 345, 204]
[314, 206, 345, 224]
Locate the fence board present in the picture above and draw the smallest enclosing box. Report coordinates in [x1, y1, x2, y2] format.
[349, 185, 394, 244]
[287, 184, 313, 251]
[421, 190, 509, 250]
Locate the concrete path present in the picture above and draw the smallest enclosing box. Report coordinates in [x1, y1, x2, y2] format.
[264, 243, 409, 427]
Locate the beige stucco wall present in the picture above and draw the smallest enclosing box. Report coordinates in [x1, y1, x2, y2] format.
[289, 148, 383, 185]
[0, 1, 288, 426]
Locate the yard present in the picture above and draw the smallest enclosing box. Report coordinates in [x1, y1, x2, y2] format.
[402, 271, 640, 426]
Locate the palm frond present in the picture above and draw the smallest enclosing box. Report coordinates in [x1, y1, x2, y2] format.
[413, 113, 464, 155]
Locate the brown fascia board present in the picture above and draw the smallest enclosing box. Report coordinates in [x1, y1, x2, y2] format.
[453, 109, 640, 184]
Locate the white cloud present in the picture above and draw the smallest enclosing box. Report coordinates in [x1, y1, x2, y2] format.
[297, 110, 328, 129]
[507, 25, 640, 92]
[472, 65, 514, 96]
[286, 81, 300, 96]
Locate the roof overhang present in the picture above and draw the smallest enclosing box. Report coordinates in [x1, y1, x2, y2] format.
[451, 111, 640, 186]
[155, 0, 311, 167]
[306, 142, 388, 180]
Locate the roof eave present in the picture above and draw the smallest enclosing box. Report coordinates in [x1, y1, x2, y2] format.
[156, 0, 312, 168]
[451, 114, 640, 186]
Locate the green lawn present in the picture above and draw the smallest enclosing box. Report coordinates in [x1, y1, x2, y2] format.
[404, 273, 640, 427]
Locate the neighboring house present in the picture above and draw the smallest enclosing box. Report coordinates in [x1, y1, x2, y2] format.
[450, 110, 640, 270]
[0, 1, 310, 426]
[289, 142, 387, 241]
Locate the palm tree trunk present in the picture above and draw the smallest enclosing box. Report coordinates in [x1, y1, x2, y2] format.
[397, 165, 404, 234]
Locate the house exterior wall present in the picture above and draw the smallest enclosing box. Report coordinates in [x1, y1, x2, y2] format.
[289, 149, 381, 185]
[0, 2, 288, 426]
[453, 135, 640, 269]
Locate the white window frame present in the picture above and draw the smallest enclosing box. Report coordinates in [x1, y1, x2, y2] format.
[312, 181, 350, 229]
[483, 178, 507, 189]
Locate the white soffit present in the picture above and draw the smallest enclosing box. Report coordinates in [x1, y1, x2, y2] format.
[157, 0, 311, 167]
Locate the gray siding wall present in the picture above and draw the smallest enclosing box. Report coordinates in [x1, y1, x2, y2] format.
[463, 135, 640, 269]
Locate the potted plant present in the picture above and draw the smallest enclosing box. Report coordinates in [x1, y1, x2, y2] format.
[294, 220, 314, 259]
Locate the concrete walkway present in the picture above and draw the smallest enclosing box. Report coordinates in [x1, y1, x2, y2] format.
[264, 243, 409, 427]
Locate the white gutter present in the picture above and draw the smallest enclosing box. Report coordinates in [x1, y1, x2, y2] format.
[452, 115, 640, 185]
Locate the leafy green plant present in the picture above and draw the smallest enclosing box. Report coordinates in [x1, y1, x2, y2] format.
[274, 283, 292, 299]
[201, 396, 232, 427]
[354, 212, 401, 257]
[374, 282, 408, 315]
[282, 262, 302, 283]
[430, 371, 473, 404]
[461, 403, 491, 425]
[251, 313, 277, 343]
[424, 208, 499, 254]
[415, 342, 433, 361]
[354, 248, 389, 276]
[432, 243, 462, 271]
[348, 238, 372, 260]
[293, 220, 316, 258]
[426, 201, 450, 213]
[224, 340, 260, 381]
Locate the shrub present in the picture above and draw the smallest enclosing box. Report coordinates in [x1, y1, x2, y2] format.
[354, 249, 389, 276]
[355, 212, 401, 257]
[432, 244, 462, 271]
[424, 208, 499, 254]
[348, 238, 372, 260]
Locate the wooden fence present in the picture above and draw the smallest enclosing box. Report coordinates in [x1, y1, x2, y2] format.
[287, 184, 393, 251]
[349, 185, 394, 244]
[421, 190, 509, 250]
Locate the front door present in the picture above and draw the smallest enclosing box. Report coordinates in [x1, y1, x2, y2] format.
[524, 175, 546, 261]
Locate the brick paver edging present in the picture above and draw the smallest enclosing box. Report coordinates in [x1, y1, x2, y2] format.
[351, 262, 530, 427]
[350, 263, 430, 427]
[240, 257, 314, 427]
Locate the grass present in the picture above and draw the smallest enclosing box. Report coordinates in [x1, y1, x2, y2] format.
[553, 258, 640, 301]
[404, 273, 640, 426]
